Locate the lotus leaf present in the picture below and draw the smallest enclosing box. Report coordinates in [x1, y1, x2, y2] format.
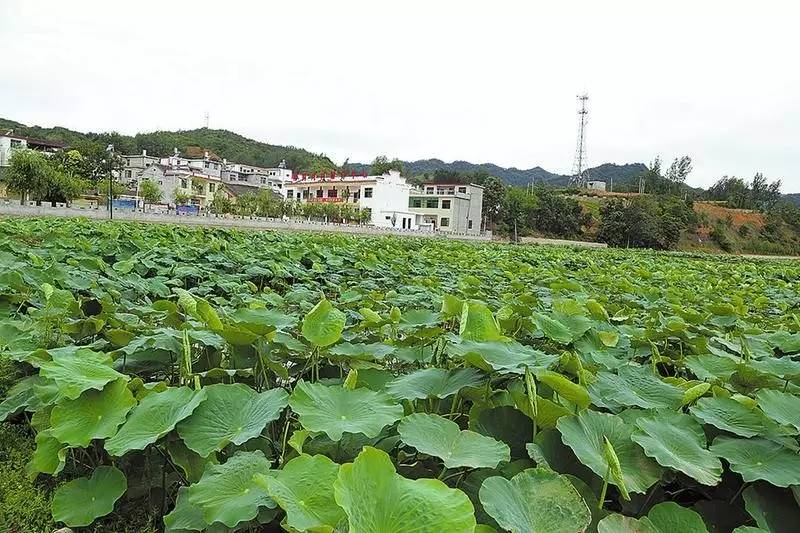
[50, 378, 136, 447]
[333, 446, 476, 532]
[631, 410, 722, 486]
[398, 413, 510, 469]
[302, 299, 346, 347]
[177, 383, 288, 457]
[257, 454, 346, 532]
[51, 466, 127, 527]
[479, 468, 591, 533]
[105, 386, 206, 456]
[557, 410, 663, 494]
[386, 367, 485, 400]
[187, 450, 275, 528]
[289, 380, 403, 441]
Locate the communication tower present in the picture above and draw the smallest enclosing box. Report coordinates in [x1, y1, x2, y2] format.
[569, 94, 590, 187]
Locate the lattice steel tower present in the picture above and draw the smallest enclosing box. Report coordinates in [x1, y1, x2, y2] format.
[569, 94, 589, 187]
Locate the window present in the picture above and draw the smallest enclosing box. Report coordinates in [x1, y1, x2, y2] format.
[316, 188, 323, 198]
[426, 186, 434, 194]
[260, 177, 267, 184]
[328, 188, 338, 198]
[468, 220, 473, 229]
[409, 198, 422, 208]
[286, 189, 293, 198]
[209, 183, 216, 192]
[204, 162, 210, 168]
[441, 200, 451, 209]
[180, 179, 188, 188]
[425, 198, 439, 209]
[440, 217, 450, 227]
[364, 187, 373, 198]
[158, 180, 163, 186]
[458, 186, 467, 193]
[238, 175, 248, 182]
[125, 170, 132, 179]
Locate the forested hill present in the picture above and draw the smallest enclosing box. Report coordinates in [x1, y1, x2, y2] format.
[350, 159, 649, 187]
[0, 118, 336, 173]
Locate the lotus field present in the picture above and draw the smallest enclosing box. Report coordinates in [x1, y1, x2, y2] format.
[2, 217, 800, 532]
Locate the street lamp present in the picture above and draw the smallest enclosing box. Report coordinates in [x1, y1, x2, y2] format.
[106, 144, 114, 220]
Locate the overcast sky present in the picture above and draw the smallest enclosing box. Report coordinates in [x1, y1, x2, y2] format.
[2, 1, 799, 191]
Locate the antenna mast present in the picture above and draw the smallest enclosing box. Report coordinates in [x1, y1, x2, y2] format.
[569, 94, 589, 187]
[204, 111, 210, 129]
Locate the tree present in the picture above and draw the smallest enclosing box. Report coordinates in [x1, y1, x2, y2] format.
[370, 155, 404, 175]
[481, 176, 506, 230]
[138, 179, 162, 208]
[665, 156, 692, 192]
[597, 196, 696, 249]
[500, 187, 537, 241]
[530, 187, 587, 237]
[97, 180, 126, 201]
[210, 189, 233, 214]
[4, 149, 86, 205]
[173, 188, 190, 206]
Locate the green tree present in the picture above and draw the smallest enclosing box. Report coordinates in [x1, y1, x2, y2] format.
[173, 188, 190, 206]
[4, 149, 86, 205]
[210, 189, 233, 214]
[481, 177, 506, 230]
[370, 156, 404, 175]
[597, 196, 695, 249]
[500, 187, 537, 241]
[97, 180, 126, 201]
[138, 179, 162, 208]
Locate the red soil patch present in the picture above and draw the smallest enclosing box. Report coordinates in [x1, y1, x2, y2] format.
[694, 202, 765, 229]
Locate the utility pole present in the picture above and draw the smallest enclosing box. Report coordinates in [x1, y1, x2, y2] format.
[106, 144, 115, 220]
[569, 94, 589, 188]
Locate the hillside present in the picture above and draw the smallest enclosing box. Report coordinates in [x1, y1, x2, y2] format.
[0, 118, 336, 173]
[350, 159, 648, 188]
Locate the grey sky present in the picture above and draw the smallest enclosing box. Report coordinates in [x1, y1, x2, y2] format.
[2, 0, 799, 191]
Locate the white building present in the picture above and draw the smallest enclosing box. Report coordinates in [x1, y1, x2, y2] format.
[221, 160, 292, 197]
[0, 133, 66, 200]
[586, 180, 606, 191]
[409, 183, 484, 234]
[286, 170, 418, 229]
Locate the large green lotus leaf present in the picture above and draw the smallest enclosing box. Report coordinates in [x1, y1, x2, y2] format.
[743, 482, 800, 533]
[557, 410, 663, 494]
[685, 354, 740, 381]
[710, 437, 800, 487]
[164, 486, 206, 532]
[449, 340, 560, 374]
[333, 446, 476, 532]
[590, 366, 683, 410]
[26, 429, 67, 480]
[647, 502, 708, 533]
[328, 342, 396, 361]
[598, 514, 658, 533]
[257, 454, 346, 532]
[187, 450, 275, 528]
[756, 389, 800, 432]
[690, 397, 770, 437]
[289, 380, 403, 441]
[38, 349, 127, 400]
[177, 383, 288, 457]
[398, 413, 510, 469]
[478, 468, 591, 533]
[532, 312, 573, 344]
[231, 307, 297, 334]
[301, 299, 346, 347]
[105, 386, 206, 456]
[631, 411, 722, 486]
[0, 375, 40, 421]
[460, 301, 504, 342]
[386, 368, 486, 400]
[51, 466, 127, 527]
[50, 378, 136, 447]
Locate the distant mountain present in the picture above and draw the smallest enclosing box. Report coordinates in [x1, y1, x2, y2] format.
[0, 117, 336, 173]
[350, 159, 648, 188]
[785, 193, 800, 207]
